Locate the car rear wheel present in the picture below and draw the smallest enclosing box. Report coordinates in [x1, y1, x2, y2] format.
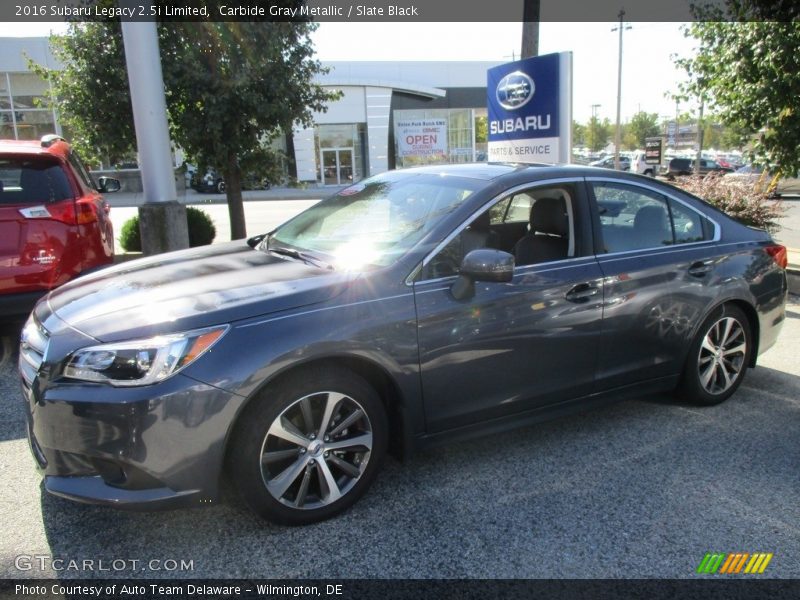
[228, 366, 387, 525]
[677, 304, 752, 405]
[216, 180, 226, 194]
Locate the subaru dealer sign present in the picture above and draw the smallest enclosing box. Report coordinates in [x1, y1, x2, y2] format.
[487, 52, 572, 164]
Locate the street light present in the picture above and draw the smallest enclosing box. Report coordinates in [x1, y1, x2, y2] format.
[612, 10, 631, 170]
[591, 104, 601, 153]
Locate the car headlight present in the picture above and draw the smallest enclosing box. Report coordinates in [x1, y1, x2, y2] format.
[63, 325, 228, 387]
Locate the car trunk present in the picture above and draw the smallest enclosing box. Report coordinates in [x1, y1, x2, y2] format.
[0, 155, 78, 295]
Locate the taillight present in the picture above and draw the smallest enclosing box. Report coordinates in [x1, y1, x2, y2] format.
[765, 244, 788, 269]
[76, 201, 98, 224]
[19, 200, 77, 225]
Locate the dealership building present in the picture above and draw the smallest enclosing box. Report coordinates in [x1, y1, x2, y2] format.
[0, 37, 498, 186]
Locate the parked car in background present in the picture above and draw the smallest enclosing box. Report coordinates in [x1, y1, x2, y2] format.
[668, 157, 734, 177]
[20, 164, 787, 524]
[190, 168, 271, 194]
[589, 156, 630, 171]
[1, 135, 118, 323]
[630, 151, 658, 176]
[726, 165, 800, 197]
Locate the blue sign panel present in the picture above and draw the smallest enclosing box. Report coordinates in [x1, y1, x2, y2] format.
[487, 53, 570, 164]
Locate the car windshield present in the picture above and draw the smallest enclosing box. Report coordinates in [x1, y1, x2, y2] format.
[0, 157, 73, 205]
[269, 172, 482, 269]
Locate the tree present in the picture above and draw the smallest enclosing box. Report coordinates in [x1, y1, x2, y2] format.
[621, 125, 638, 151]
[33, 16, 338, 239]
[587, 116, 612, 152]
[675, 6, 800, 176]
[474, 115, 488, 144]
[30, 23, 132, 167]
[572, 120, 587, 147]
[627, 111, 660, 149]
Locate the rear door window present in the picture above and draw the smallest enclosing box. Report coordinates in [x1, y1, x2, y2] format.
[593, 182, 672, 252]
[0, 158, 73, 205]
[592, 182, 713, 252]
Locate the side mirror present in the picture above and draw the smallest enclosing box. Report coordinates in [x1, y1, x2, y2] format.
[451, 249, 514, 300]
[247, 233, 267, 248]
[97, 176, 121, 193]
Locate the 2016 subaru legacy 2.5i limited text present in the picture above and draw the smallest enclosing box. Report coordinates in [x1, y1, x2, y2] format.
[20, 163, 788, 524]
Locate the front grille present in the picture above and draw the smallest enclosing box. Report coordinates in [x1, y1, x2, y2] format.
[19, 316, 49, 389]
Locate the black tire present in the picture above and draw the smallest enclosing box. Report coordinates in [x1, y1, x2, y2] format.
[676, 304, 752, 406]
[216, 180, 226, 194]
[227, 366, 387, 525]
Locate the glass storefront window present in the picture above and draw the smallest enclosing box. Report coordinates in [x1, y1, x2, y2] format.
[0, 121, 14, 139]
[13, 110, 56, 140]
[0, 72, 57, 140]
[394, 108, 476, 169]
[474, 108, 488, 161]
[0, 75, 11, 110]
[8, 73, 49, 110]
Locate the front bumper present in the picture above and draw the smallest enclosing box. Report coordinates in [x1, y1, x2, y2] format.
[23, 372, 245, 510]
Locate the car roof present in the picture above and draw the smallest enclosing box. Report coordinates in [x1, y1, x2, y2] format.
[393, 162, 675, 185]
[0, 138, 71, 160]
[395, 162, 607, 181]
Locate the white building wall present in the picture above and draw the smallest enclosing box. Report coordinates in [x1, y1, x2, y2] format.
[317, 62, 499, 89]
[292, 126, 317, 182]
[364, 86, 391, 176]
[312, 86, 366, 124]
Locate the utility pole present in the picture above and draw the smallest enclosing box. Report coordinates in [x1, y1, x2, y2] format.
[611, 10, 631, 170]
[591, 103, 601, 152]
[694, 98, 705, 175]
[120, 14, 189, 255]
[521, 0, 540, 58]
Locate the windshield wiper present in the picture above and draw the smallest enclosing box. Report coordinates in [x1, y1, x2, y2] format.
[268, 245, 334, 271]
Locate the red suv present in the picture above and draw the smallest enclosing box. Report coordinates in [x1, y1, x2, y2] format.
[0, 135, 119, 323]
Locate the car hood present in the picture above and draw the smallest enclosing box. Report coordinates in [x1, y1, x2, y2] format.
[37, 241, 354, 342]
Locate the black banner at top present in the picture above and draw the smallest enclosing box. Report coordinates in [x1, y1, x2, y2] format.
[2, 0, 798, 23]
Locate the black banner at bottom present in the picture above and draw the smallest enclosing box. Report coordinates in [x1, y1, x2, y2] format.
[2, 579, 800, 600]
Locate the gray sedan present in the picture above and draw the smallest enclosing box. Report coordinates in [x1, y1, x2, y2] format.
[20, 164, 788, 524]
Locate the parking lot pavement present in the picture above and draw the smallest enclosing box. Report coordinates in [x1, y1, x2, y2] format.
[1, 297, 798, 580]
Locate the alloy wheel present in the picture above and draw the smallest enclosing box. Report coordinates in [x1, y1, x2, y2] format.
[259, 391, 373, 510]
[697, 316, 747, 395]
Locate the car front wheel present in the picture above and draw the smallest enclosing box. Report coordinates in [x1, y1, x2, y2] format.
[677, 304, 752, 405]
[228, 366, 387, 525]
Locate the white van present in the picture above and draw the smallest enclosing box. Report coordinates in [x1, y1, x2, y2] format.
[630, 151, 657, 176]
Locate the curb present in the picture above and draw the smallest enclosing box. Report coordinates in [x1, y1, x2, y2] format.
[113, 252, 143, 264]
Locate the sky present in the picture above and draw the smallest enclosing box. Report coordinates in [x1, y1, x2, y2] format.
[0, 21, 699, 124]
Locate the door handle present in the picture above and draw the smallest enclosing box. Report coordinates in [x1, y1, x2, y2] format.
[688, 260, 713, 277]
[565, 283, 600, 303]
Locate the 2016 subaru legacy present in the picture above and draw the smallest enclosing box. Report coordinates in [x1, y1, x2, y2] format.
[20, 164, 788, 524]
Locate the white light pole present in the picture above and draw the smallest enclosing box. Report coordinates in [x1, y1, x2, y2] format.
[611, 10, 631, 169]
[120, 11, 189, 255]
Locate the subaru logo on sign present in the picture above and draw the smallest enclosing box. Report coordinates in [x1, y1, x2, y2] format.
[496, 71, 535, 110]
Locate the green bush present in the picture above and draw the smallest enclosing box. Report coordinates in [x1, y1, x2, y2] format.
[119, 206, 216, 252]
